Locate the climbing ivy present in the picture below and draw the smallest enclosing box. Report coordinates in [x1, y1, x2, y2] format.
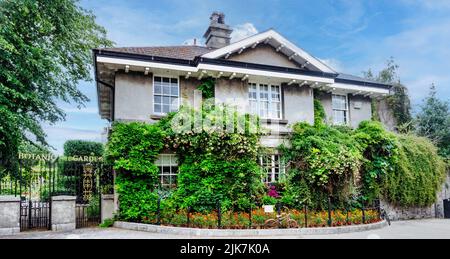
[280, 122, 362, 209]
[384, 135, 447, 207]
[281, 119, 447, 209]
[353, 121, 397, 203]
[313, 98, 326, 126]
[159, 105, 264, 212]
[197, 78, 215, 99]
[105, 122, 165, 221]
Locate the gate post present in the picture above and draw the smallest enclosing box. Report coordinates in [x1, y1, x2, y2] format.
[0, 196, 21, 236]
[51, 196, 76, 231]
[101, 194, 115, 223]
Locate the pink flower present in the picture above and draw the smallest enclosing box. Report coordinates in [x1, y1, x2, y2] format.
[268, 185, 280, 198]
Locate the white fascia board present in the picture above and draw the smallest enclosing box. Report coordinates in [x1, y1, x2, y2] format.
[197, 63, 334, 84]
[202, 30, 274, 59]
[332, 83, 390, 95]
[97, 55, 335, 84]
[96, 56, 198, 73]
[201, 30, 336, 74]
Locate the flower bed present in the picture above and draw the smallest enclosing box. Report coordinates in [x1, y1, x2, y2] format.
[141, 208, 381, 229]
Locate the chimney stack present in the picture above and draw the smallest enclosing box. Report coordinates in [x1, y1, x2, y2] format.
[203, 12, 233, 49]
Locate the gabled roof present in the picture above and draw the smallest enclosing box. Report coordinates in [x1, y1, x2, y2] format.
[98, 46, 214, 60]
[201, 29, 336, 74]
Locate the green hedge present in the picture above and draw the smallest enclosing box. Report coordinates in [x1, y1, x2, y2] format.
[63, 140, 104, 157]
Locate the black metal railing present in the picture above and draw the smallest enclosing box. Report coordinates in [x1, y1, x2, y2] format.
[1, 155, 113, 231]
[20, 200, 51, 231]
[136, 196, 382, 229]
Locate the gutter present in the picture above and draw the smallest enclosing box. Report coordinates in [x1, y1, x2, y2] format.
[93, 49, 115, 122]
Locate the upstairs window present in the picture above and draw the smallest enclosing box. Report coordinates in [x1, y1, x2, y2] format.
[155, 154, 178, 189]
[332, 94, 348, 125]
[153, 76, 179, 115]
[260, 154, 286, 183]
[248, 83, 281, 119]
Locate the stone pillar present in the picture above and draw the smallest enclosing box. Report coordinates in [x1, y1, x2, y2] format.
[101, 194, 115, 222]
[51, 196, 76, 231]
[0, 196, 21, 236]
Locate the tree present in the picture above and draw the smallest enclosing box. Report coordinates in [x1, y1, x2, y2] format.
[363, 58, 413, 131]
[415, 84, 450, 158]
[0, 0, 113, 173]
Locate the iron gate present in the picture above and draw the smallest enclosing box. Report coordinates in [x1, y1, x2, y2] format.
[0, 153, 113, 231]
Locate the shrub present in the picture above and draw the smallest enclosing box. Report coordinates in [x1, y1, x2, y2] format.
[354, 121, 397, 203]
[63, 140, 104, 157]
[281, 122, 362, 209]
[99, 218, 115, 228]
[354, 121, 447, 207]
[383, 134, 447, 207]
[160, 105, 265, 212]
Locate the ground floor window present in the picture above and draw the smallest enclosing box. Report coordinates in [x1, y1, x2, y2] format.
[260, 154, 286, 183]
[155, 154, 178, 188]
[332, 94, 348, 125]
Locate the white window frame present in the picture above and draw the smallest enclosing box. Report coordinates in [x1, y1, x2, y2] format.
[153, 75, 181, 115]
[248, 83, 282, 119]
[332, 94, 348, 125]
[155, 154, 179, 188]
[260, 154, 286, 183]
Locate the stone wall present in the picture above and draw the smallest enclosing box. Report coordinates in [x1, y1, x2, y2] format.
[381, 171, 450, 220]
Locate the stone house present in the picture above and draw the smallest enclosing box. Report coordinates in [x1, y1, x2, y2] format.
[93, 12, 392, 187]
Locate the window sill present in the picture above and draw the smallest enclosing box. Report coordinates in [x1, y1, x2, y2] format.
[260, 119, 289, 125]
[150, 114, 166, 120]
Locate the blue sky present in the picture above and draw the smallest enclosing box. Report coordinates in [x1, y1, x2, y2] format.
[44, 0, 450, 154]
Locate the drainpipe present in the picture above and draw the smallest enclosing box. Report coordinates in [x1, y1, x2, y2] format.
[93, 49, 115, 122]
[98, 80, 115, 122]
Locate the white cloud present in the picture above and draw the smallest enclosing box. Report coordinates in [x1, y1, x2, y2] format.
[231, 23, 259, 43]
[182, 22, 259, 46]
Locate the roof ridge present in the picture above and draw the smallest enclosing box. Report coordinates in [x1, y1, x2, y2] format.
[103, 45, 212, 49]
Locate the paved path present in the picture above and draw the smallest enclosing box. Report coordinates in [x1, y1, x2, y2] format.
[2, 219, 450, 239]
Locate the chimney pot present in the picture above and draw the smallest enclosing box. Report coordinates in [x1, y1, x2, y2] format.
[203, 12, 233, 49]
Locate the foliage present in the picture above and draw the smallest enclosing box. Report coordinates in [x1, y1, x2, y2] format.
[261, 195, 278, 205]
[282, 119, 446, 209]
[383, 134, 447, 207]
[196, 78, 215, 99]
[363, 58, 413, 130]
[353, 121, 397, 203]
[313, 98, 326, 126]
[105, 104, 264, 220]
[105, 122, 165, 221]
[99, 218, 115, 228]
[63, 140, 104, 157]
[0, 0, 113, 176]
[160, 105, 264, 212]
[281, 122, 362, 209]
[415, 84, 450, 158]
